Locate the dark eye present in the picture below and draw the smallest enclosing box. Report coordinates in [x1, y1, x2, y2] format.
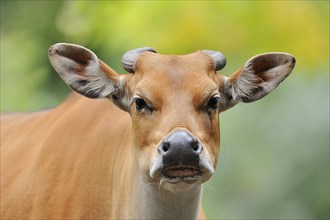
[134, 98, 152, 113]
[207, 96, 220, 110]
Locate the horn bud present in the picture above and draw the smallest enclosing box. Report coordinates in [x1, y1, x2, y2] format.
[121, 47, 157, 73]
[202, 50, 226, 71]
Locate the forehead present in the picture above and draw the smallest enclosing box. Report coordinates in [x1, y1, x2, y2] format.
[132, 51, 220, 102]
[134, 51, 217, 86]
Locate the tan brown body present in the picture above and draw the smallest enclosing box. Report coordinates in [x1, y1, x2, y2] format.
[1, 43, 295, 219]
[1, 95, 132, 218]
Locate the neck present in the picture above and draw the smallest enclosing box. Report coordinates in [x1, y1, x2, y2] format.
[133, 174, 202, 219]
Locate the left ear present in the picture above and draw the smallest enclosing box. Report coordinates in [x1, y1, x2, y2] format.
[219, 52, 296, 111]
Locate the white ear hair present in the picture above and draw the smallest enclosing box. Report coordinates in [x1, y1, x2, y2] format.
[232, 52, 295, 102]
[48, 43, 119, 99]
[48, 43, 132, 112]
[219, 52, 295, 112]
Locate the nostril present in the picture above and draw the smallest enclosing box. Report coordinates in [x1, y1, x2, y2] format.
[158, 141, 170, 154]
[163, 142, 170, 152]
[191, 141, 203, 153]
[191, 141, 198, 151]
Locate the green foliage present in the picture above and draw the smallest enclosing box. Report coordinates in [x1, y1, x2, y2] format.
[1, 1, 329, 219]
[1, 1, 69, 111]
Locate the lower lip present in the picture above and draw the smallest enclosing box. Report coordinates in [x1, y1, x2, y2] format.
[162, 168, 202, 178]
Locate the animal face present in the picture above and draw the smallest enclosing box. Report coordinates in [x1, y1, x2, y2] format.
[128, 52, 222, 192]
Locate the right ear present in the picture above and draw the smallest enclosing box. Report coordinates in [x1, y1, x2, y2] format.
[48, 43, 131, 111]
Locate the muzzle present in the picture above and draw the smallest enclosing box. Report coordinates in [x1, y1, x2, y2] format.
[158, 130, 203, 178]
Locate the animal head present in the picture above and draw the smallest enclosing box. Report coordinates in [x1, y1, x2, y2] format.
[49, 43, 295, 193]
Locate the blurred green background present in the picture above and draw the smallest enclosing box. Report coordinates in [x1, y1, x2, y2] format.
[1, 1, 329, 219]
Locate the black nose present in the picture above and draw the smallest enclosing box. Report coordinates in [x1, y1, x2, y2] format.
[158, 130, 203, 168]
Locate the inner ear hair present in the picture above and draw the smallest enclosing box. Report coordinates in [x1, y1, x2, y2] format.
[232, 52, 295, 103]
[218, 52, 295, 110]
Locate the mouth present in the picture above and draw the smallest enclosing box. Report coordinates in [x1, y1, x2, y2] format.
[161, 166, 203, 183]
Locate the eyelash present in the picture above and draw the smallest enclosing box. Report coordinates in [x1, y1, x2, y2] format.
[134, 97, 153, 113]
[133, 96, 220, 114]
[206, 96, 220, 111]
